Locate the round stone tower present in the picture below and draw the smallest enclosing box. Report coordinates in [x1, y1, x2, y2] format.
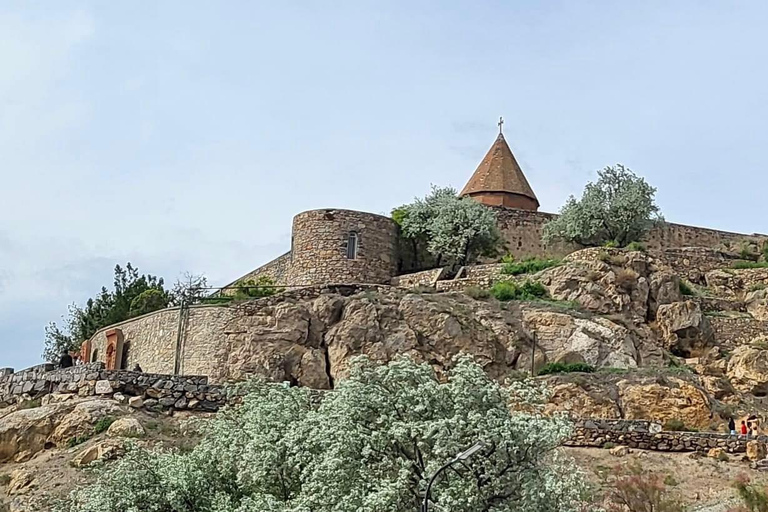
[286, 209, 398, 285]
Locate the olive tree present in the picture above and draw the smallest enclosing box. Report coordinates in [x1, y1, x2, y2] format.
[542, 165, 662, 247]
[65, 358, 589, 512]
[396, 186, 504, 270]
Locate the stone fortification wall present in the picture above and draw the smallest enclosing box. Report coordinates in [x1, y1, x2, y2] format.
[87, 305, 235, 379]
[493, 208, 565, 259]
[84, 285, 388, 384]
[565, 419, 752, 454]
[492, 207, 766, 262]
[0, 363, 224, 411]
[231, 252, 292, 286]
[287, 209, 397, 286]
[390, 268, 446, 288]
[646, 222, 766, 254]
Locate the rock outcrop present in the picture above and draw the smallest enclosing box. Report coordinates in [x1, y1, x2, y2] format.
[656, 301, 713, 357]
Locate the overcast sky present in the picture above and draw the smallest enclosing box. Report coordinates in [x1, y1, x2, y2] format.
[1, 1, 767, 369]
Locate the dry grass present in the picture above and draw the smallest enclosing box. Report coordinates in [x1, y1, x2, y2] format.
[615, 268, 639, 290]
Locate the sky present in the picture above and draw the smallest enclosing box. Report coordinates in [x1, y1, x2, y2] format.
[1, 1, 767, 369]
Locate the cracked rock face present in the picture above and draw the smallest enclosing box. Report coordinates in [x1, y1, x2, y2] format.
[656, 301, 714, 358]
[541, 373, 714, 430]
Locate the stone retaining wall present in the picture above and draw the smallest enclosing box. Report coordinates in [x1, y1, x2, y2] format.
[566, 419, 756, 454]
[391, 268, 446, 288]
[0, 363, 225, 412]
[81, 284, 390, 383]
[709, 315, 768, 345]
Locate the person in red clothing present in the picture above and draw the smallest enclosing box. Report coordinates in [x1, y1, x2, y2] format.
[741, 421, 748, 436]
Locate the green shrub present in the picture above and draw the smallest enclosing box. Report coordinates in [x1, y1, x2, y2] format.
[17, 398, 42, 410]
[490, 280, 548, 301]
[464, 286, 490, 300]
[93, 416, 116, 435]
[740, 245, 760, 262]
[602, 240, 619, 248]
[733, 261, 768, 270]
[679, 280, 695, 296]
[663, 419, 696, 432]
[500, 254, 516, 264]
[625, 241, 647, 252]
[0, 473, 10, 486]
[733, 475, 768, 511]
[537, 362, 595, 375]
[603, 442, 616, 449]
[501, 258, 561, 276]
[750, 284, 767, 292]
[67, 435, 90, 448]
[490, 282, 518, 301]
[204, 276, 281, 304]
[663, 475, 679, 487]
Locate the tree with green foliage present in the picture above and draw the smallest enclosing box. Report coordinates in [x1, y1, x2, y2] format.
[542, 165, 662, 248]
[43, 263, 171, 362]
[64, 357, 589, 512]
[395, 186, 504, 271]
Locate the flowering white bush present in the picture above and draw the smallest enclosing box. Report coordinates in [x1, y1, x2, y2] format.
[64, 357, 589, 512]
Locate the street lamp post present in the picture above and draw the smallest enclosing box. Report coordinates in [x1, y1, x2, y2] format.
[421, 442, 484, 512]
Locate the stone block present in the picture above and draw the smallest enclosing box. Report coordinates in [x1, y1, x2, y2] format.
[128, 396, 144, 408]
[94, 380, 113, 395]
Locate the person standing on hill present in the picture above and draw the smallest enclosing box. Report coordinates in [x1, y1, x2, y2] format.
[729, 417, 737, 436]
[59, 350, 73, 369]
[741, 421, 749, 437]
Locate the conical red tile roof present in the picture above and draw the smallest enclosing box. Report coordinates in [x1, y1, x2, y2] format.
[460, 133, 539, 207]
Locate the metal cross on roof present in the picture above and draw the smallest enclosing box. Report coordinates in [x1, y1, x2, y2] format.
[498, 116, 504, 134]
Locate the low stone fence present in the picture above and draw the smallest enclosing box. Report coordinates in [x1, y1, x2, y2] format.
[0, 363, 225, 412]
[566, 419, 757, 454]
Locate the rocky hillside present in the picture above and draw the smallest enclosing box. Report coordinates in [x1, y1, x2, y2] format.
[213, 247, 768, 430]
[3, 246, 768, 509]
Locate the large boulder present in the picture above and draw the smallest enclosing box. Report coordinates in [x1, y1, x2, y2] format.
[727, 346, 768, 395]
[50, 399, 120, 445]
[746, 288, 768, 321]
[223, 301, 331, 388]
[656, 301, 713, 357]
[617, 377, 712, 429]
[543, 382, 621, 419]
[522, 309, 638, 368]
[107, 417, 145, 438]
[705, 270, 744, 297]
[71, 440, 124, 468]
[0, 405, 63, 463]
[748, 440, 768, 462]
[6, 469, 34, 495]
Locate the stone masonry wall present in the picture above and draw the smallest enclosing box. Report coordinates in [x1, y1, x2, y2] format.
[228, 251, 292, 287]
[88, 305, 233, 378]
[390, 268, 446, 288]
[710, 315, 768, 345]
[492, 207, 766, 262]
[287, 209, 398, 286]
[565, 419, 753, 454]
[0, 363, 224, 412]
[85, 285, 388, 384]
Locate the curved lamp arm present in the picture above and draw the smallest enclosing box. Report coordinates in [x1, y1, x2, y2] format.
[421, 442, 484, 512]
